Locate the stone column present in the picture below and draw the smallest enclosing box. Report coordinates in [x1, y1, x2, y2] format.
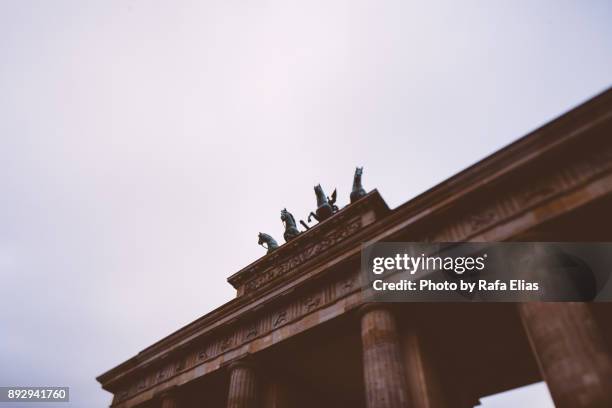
[401, 333, 445, 408]
[519, 302, 612, 408]
[227, 360, 258, 408]
[360, 304, 409, 408]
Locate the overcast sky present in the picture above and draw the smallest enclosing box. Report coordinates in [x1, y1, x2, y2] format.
[1, 1, 611, 407]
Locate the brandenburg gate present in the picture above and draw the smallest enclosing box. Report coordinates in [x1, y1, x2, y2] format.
[97, 88, 612, 408]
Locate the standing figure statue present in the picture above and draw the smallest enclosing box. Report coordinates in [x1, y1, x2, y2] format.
[350, 166, 367, 203]
[306, 184, 338, 224]
[281, 208, 301, 242]
[258, 232, 279, 254]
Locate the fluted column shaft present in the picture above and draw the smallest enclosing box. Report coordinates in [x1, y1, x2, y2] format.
[361, 304, 409, 408]
[401, 333, 446, 408]
[519, 302, 612, 408]
[227, 361, 258, 408]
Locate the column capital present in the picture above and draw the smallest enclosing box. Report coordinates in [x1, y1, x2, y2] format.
[227, 357, 255, 372]
[357, 302, 393, 318]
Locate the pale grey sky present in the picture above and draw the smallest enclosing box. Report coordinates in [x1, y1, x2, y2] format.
[0, 1, 610, 406]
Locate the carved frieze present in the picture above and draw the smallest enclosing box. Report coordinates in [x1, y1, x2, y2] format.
[242, 216, 362, 293]
[418, 143, 612, 242]
[113, 267, 362, 404]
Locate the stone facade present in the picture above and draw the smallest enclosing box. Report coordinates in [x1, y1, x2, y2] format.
[97, 88, 612, 408]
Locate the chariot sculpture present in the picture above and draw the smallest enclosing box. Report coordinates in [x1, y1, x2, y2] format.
[257, 167, 368, 253]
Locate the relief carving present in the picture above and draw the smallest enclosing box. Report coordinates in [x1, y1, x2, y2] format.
[197, 348, 208, 361]
[466, 209, 497, 232]
[337, 276, 356, 296]
[220, 335, 233, 351]
[272, 310, 287, 328]
[244, 323, 258, 340]
[303, 295, 321, 312]
[518, 181, 557, 205]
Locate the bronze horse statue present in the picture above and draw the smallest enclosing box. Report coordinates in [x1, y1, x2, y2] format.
[258, 232, 278, 254]
[305, 184, 338, 224]
[350, 166, 367, 203]
[281, 208, 300, 242]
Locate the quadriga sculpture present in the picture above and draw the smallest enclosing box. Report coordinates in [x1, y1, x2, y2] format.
[281, 208, 301, 242]
[306, 184, 338, 223]
[350, 166, 367, 203]
[257, 232, 278, 254]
